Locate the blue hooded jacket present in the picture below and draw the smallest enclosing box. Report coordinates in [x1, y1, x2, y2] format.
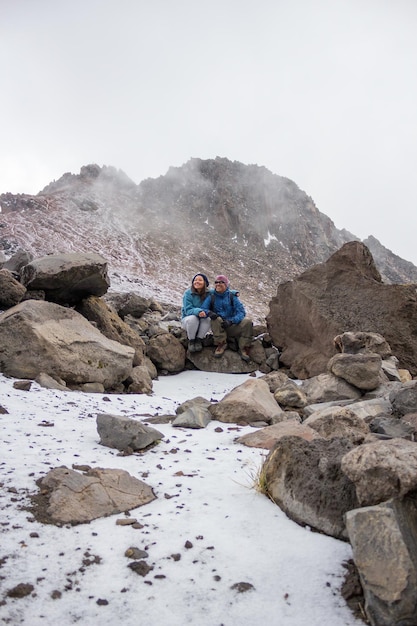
[181, 288, 211, 318]
[207, 287, 245, 325]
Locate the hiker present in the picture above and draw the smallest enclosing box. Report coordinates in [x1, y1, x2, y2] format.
[181, 273, 212, 352]
[207, 274, 253, 361]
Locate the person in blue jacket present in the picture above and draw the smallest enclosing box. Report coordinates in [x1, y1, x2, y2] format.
[207, 274, 253, 361]
[181, 273, 212, 352]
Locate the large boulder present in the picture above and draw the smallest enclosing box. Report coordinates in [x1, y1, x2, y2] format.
[209, 378, 284, 424]
[236, 420, 321, 449]
[96, 414, 164, 451]
[104, 292, 151, 319]
[33, 466, 156, 524]
[389, 381, 417, 417]
[263, 435, 359, 539]
[327, 352, 382, 391]
[76, 295, 146, 366]
[146, 332, 186, 373]
[0, 300, 134, 389]
[187, 346, 258, 374]
[300, 372, 362, 405]
[304, 406, 370, 444]
[334, 331, 392, 358]
[346, 496, 417, 626]
[267, 242, 417, 378]
[1, 249, 34, 273]
[0, 269, 26, 308]
[20, 252, 110, 304]
[341, 439, 417, 506]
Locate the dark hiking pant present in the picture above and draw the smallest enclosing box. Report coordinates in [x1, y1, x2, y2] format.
[211, 317, 253, 351]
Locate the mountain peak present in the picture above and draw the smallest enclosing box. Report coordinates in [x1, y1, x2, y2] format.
[1, 158, 417, 321]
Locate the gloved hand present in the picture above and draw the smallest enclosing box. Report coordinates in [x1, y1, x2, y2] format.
[221, 319, 233, 330]
[207, 311, 218, 320]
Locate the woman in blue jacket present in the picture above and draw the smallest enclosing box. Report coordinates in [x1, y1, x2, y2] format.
[181, 273, 212, 352]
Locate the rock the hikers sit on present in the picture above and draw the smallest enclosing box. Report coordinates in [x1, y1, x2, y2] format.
[207, 274, 253, 362]
[181, 273, 212, 353]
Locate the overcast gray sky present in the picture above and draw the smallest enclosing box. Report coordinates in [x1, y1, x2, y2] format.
[1, 0, 417, 264]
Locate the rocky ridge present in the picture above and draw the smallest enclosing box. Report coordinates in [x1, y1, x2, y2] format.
[1, 158, 417, 322]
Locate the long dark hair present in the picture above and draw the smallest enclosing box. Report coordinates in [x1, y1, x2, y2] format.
[191, 273, 209, 301]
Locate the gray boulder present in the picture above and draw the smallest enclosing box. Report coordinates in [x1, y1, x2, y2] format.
[345, 397, 392, 421]
[300, 373, 362, 405]
[125, 365, 153, 394]
[236, 420, 320, 450]
[259, 370, 291, 393]
[104, 291, 151, 319]
[0, 269, 26, 308]
[304, 406, 370, 444]
[346, 496, 417, 626]
[176, 396, 211, 414]
[334, 331, 392, 358]
[147, 332, 185, 373]
[380, 356, 403, 382]
[209, 378, 284, 424]
[341, 439, 417, 506]
[172, 405, 212, 429]
[368, 416, 416, 440]
[20, 252, 110, 304]
[273, 380, 307, 409]
[0, 300, 134, 389]
[76, 295, 146, 367]
[390, 381, 417, 417]
[327, 352, 382, 391]
[2, 249, 33, 273]
[97, 413, 164, 451]
[34, 466, 156, 524]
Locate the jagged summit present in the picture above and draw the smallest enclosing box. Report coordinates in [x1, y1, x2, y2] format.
[1, 157, 416, 320]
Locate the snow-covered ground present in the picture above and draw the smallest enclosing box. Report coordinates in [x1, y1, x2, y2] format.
[0, 370, 361, 626]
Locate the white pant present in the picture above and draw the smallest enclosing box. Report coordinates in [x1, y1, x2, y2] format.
[181, 315, 211, 340]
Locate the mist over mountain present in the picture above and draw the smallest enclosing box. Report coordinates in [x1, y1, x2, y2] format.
[1, 157, 416, 321]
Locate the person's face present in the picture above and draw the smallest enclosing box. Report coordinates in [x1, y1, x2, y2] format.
[193, 275, 206, 291]
[214, 279, 227, 293]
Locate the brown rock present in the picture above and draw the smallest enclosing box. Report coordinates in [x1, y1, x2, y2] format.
[235, 420, 321, 449]
[267, 241, 417, 378]
[77, 295, 146, 367]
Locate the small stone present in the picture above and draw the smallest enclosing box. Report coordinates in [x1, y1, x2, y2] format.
[131, 522, 144, 529]
[231, 582, 254, 593]
[13, 380, 32, 391]
[7, 583, 34, 598]
[128, 560, 154, 577]
[125, 547, 148, 560]
[116, 518, 137, 526]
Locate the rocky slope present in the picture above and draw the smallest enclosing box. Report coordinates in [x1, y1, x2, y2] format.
[1, 158, 416, 321]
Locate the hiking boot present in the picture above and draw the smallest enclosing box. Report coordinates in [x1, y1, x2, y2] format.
[214, 342, 227, 358]
[194, 339, 203, 352]
[240, 346, 251, 362]
[188, 339, 197, 353]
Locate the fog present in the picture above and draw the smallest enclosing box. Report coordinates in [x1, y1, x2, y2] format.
[1, 0, 417, 264]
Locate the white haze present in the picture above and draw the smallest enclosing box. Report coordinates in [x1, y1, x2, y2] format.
[1, 0, 417, 264]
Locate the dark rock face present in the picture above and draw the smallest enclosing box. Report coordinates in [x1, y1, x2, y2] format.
[267, 241, 417, 378]
[263, 435, 358, 540]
